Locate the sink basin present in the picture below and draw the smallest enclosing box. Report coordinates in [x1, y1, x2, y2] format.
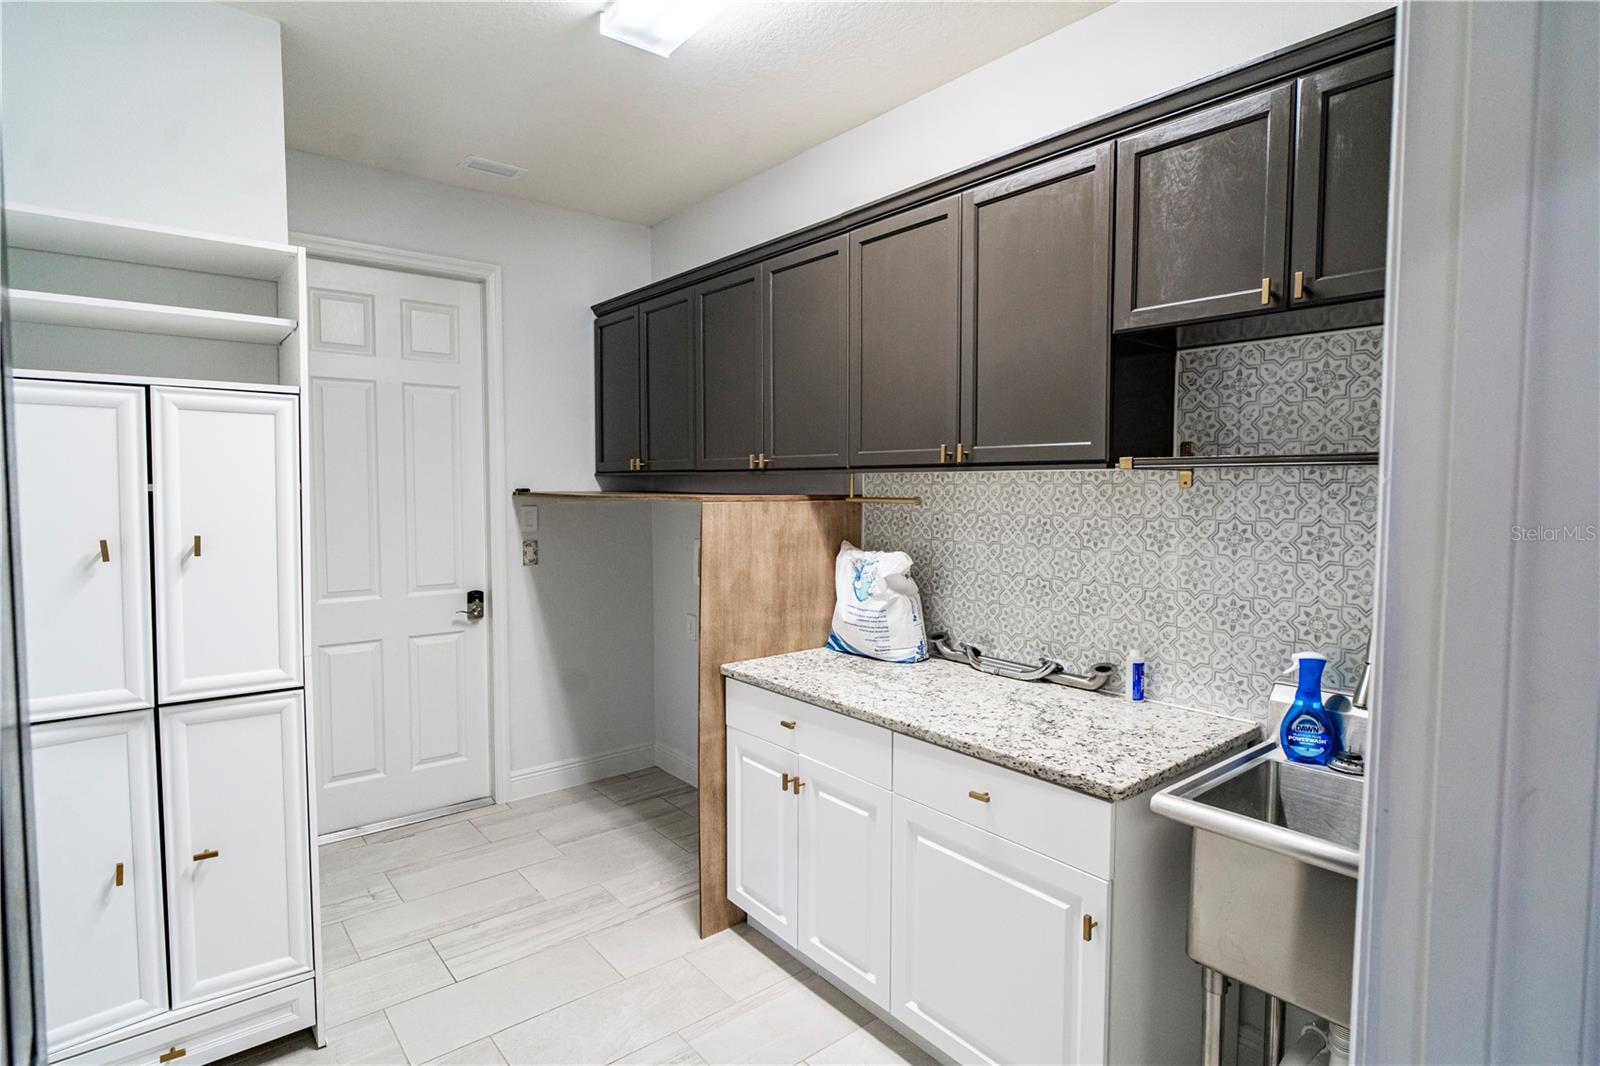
[1151, 742, 1363, 1026]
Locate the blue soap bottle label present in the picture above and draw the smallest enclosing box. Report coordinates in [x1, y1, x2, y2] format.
[1280, 653, 1340, 765]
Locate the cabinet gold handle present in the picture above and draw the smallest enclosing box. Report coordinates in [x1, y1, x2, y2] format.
[1082, 913, 1099, 942]
[968, 790, 990, 803]
[1293, 270, 1306, 300]
[790, 777, 805, 794]
[781, 772, 793, 792]
[193, 848, 219, 862]
[1260, 277, 1272, 305]
[747, 454, 756, 470]
[114, 861, 125, 887]
[939, 443, 950, 464]
[99, 539, 111, 563]
[779, 720, 796, 730]
[756, 452, 770, 469]
[955, 443, 967, 464]
[192, 535, 202, 558]
[159, 1047, 187, 1063]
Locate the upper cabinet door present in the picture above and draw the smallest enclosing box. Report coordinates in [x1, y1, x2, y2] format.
[961, 143, 1114, 465]
[161, 691, 313, 1006]
[696, 267, 765, 470]
[1114, 83, 1295, 330]
[641, 291, 696, 472]
[13, 380, 153, 720]
[1291, 48, 1394, 305]
[850, 197, 962, 467]
[32, 712, 167, 1053]
[763, 237, 850, 469]
[153, 388, 302, 704]
[594, 307, 642, 473]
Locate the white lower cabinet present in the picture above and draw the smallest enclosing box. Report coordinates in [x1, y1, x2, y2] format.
[31, 713, 168, 1051]
[57, 980, 317, 1066]
[891, 796, 1108, 1066]
[797, 754, 892, 1010]
[726, 728, 799, 943]
[161, 692, 314, 1006]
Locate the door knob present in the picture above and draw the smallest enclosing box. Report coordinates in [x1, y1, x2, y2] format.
[456, 589, 485, 621]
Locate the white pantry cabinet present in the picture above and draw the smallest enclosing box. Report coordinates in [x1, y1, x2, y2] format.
[13, 380, 154, 720]
[152, 387, 302, 703]
[30, 712, 168, 1050]
[726, 728, 799, 943]
[161, 692, 314, 1005]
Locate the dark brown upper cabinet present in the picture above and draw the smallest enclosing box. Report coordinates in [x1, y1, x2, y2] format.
[849, 196, 962, 467]
[763, 237, 850, 469]
[960, 142, 1113, 465]
[695, 267, 764, 470]
[594, 306, 641, 473]
[640, 290, 695, 472]
[1290, 48, 1393, 305]
[1114, 83, 1294, 331]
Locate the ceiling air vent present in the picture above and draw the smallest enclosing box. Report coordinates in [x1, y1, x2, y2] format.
[459, 155, 526, 179]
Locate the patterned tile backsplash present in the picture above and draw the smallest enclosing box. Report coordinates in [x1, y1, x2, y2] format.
[860, 329, 1382, 724]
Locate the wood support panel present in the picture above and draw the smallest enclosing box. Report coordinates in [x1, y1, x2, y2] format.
[696, 499, 862, 937]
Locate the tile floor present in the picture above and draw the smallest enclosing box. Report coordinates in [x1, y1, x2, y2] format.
[228, 767, 934, 1066]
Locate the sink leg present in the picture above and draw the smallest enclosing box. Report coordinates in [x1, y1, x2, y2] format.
[1202, 967, 1229, 1066]
[1265, 995, 1286, 1065]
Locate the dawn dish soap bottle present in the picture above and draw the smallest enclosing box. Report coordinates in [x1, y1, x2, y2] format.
[1279, 652, 1341, 765]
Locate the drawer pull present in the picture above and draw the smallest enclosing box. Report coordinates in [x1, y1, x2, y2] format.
[1083, 913, 1099, 942]
[968, 790, 991, 803]
[781, 772, 793, 792]
[779, 720, 796, 730]
[192, 534, 202, 558]
[193, 848, 220, 862]
[790, 777, 805, 794]
[114, 861, 125, 887]
[159, 1047, 187, 1063]
[1259, 277, 1272, 305]
[99, 538, 111, 563]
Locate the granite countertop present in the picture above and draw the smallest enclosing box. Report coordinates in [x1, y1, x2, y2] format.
[721, 648, 1260, 802]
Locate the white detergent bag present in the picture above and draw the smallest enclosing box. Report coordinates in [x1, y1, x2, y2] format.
[826, 542, 929, 664]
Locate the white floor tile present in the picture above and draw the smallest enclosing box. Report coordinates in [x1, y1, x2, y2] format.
[600, 854, 698, 917]
[364, 804, 509, 846]
[321, 821, 487, 882]
[471, 791, 622, 843]
[320, 869, 401, 925]
[425, 1037, 508, 1065]
[680, 973, 872, 1066]
[321, 922, 359, 971]
[323, 941, 453, 1028]
[389, 835, 562, 901]
[344, 871, 541, 956]
[226, 1012, 404, 1065]
[586, 897, 704, 977]
[806, 1019, 938, 1066]
[520, 824, 691, 899]
[684, 924, 806, 1001]
[384, 937, 620, 1063]
[431, 884, 632, 981]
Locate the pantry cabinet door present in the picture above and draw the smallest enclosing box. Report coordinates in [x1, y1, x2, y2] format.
[595, 306, 642, 473]
[641, 290, 696, 472]
[31, 712, 167, 1051]
[161, 692, 313, 1005]
[892, 796, 1109, 1066]
[13, 380, 153, 720]
[797, 755, 892, 1010]
[726, 728, 799, 945]
[696, 267, 765, 470]
[763, 237, 850, 469]
[152, 388, 301, 703]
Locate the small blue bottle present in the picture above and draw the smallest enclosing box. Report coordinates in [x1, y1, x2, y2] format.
[1280, 653, 1341, 765]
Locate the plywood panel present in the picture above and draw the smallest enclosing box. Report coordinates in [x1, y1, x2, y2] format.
[697, 499, 862, 936]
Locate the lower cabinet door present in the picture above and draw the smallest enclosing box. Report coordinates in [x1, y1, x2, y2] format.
[891, 796, 1109, 1066]
[726, 727, 798, 944]
[31, 712, 168, 1052]
[161, 692, 313, 1005]
[796, 755, 892, 1010]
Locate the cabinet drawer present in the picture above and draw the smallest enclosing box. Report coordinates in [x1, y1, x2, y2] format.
[892, 733, 1112, 879]
[726, 680, 891, 788]
[55, 979, 315, 1065]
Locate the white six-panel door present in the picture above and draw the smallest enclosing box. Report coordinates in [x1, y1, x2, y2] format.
[797, 754, 892, 1010]
[727, 729, 799, 944]
[161, 691, 313, 1006]
[891, 796, 1109, 1066]
[152, 388, 302, 703]
[14, 380, 153, 720]
[31, 712, 167, 1051]
[305, 258, 491, 833]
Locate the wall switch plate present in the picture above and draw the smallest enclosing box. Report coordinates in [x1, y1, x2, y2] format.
[518, 504, 539, 534]
[522, 539, 538, 566]
[685, 613, 697, 641]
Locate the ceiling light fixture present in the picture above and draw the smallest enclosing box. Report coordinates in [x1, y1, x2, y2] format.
[599, 0, 727, 58]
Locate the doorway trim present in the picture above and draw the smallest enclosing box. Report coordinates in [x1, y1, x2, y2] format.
[290, 232, 513, 812]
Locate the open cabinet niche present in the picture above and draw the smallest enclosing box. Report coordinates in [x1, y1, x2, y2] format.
[515, 491, 862, 935]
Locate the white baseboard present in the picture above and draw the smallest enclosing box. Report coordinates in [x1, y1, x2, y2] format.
[654, 741, 698, 786]
[506, 742, 655, 802]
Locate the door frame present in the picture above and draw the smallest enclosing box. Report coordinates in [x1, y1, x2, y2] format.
[290, 233, 513, 816]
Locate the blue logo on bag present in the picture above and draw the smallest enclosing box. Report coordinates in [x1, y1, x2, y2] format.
[851, 560, 878, 602]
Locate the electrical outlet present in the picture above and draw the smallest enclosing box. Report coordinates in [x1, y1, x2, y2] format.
[518, 504, 539, 534]
[522, 539, 539, 566]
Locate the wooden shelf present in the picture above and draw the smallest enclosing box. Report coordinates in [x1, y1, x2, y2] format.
[513, 489, 853, 503]
[5, 204, 298, 280]
[10, 290, 296, 345]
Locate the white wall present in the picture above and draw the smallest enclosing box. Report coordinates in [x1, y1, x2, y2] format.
[285, 151, 653, 783]
[1, 1, 288, 242]
[649, 0, 1391, 278]
[650, 504, 702, 784]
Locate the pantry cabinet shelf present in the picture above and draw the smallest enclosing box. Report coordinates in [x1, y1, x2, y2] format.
[5, 203, 300, 281]
[10, 290, 296, 345]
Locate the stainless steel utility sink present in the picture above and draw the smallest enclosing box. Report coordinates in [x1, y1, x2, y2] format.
[1152, 742, 1363, 1027]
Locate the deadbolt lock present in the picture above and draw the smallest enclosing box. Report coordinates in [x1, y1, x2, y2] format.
[457, 589, 485, 621]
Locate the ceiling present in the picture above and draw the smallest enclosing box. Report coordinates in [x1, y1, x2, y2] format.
[240, 1, 1109, 225]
